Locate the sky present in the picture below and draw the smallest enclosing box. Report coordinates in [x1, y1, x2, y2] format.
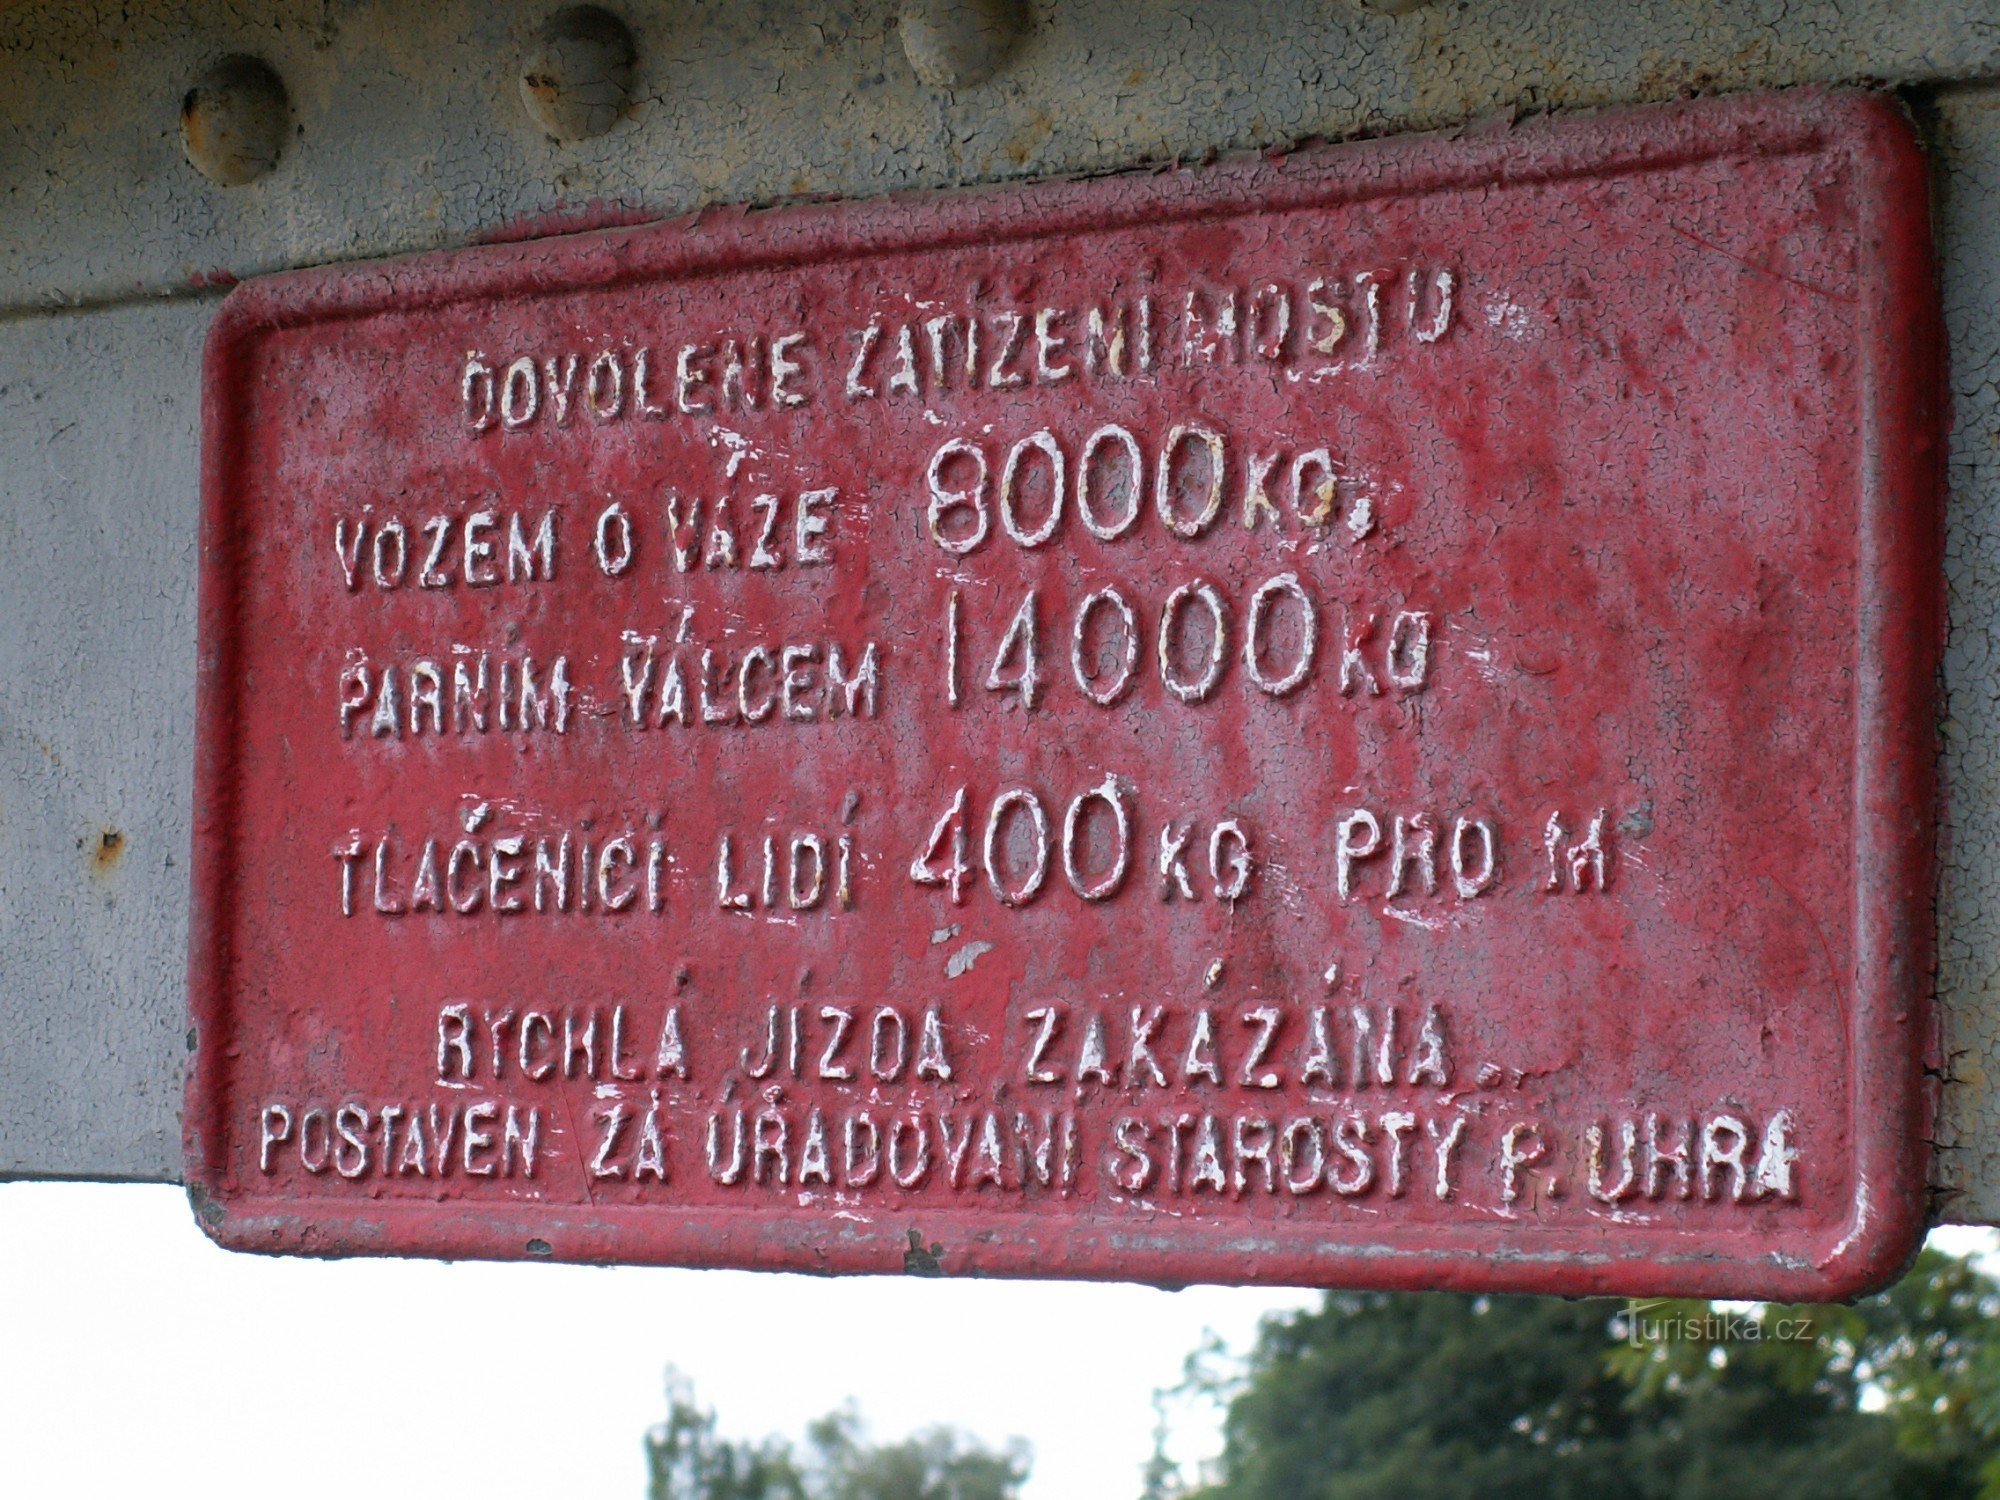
[5, 1181, 1991, 1499]
[0, 1180, 1314, 1498]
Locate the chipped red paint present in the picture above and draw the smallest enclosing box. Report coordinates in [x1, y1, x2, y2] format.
[187, 89, 1943, 1298]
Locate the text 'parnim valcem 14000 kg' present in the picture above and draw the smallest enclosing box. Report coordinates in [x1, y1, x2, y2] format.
[186, 89, 1944, 1300]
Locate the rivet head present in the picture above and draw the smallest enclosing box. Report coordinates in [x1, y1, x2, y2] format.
[521, 6, 637, 142]
[180, 56, 288, 187]
[899, 0, 1025, 90]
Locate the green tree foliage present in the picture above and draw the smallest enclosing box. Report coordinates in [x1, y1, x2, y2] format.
[646, 1371, 1031, 1500]
[1173, 1248, 2000, 1500]
[807, 1409, 1032, 1500]
[646, 1373, 806, 1500]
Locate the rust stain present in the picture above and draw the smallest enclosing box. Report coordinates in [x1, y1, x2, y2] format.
[1003, 108, 1054, 167]
[89, 827, 123, 874]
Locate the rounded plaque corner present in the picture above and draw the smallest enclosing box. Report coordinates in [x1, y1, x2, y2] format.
[200, 280, 273, 378]
[1803, 81, 1926, 149]
[181, 1169, 240, 1252]
[1805, 1187, 1932, 1304]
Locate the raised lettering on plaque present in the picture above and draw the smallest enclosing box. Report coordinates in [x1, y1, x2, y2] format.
[186, 90, 1943, 1299]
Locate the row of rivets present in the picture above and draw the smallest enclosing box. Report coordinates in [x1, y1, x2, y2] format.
[181, 1, 1433, 185]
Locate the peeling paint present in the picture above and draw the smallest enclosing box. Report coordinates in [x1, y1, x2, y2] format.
[945, 940, 994, 978]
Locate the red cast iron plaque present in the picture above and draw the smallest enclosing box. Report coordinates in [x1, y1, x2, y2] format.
[187, 90, 1942, 1299]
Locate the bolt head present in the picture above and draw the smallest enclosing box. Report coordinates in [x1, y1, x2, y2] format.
[181, 56, 288, 187]
[521, 5, 637, 142]
[900, 0, 1025, 90]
